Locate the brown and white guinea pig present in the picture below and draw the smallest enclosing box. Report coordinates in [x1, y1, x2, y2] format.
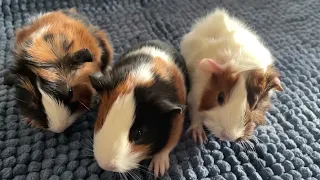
[88, 40, 188, 177]
[180, 8, 283, 143]
[3, 8, 113, 133]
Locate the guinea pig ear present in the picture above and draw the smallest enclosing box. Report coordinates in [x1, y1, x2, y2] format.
[89, 72, 105, 93]
[268, 76, 283, 92]
[158, 99, 187, 115]
[197, 58, 224, 74]
[72, 48, 93, 65]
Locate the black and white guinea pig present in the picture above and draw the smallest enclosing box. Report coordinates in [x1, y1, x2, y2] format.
[180, 8, 283, 143]
[3, 8, 113, 133]
[88, 40, 188, 178]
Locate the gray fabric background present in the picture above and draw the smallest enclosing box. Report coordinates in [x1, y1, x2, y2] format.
[0, 0, 320, 179]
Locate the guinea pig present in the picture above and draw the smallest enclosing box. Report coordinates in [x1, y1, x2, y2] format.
[180, 8, 283, 143]
[3, 8, 113, 133]
[88, 40, 188, 178]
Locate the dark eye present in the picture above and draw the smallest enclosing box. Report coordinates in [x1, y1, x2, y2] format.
[68, 88, 73, 99]
[133, 130, 143, 142]
[217, 92, 225, 105]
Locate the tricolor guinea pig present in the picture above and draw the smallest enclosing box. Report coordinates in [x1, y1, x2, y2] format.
[180, 8, 283, 143]
[88, 40, 188, 177]
[3, 8, 113, 133]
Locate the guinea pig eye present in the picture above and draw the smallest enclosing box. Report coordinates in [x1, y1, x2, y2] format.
[68, 88, 73, 98]
[217, 92, 225, 105]
[133, 130, 143, 142]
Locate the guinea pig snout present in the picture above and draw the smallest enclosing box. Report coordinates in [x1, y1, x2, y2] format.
[97, 161, 118, 172]
[219, 131, 238, 142]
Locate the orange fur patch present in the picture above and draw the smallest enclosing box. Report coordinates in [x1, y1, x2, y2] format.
[31, 68, 60, 82]
[15, 9, 104, 65]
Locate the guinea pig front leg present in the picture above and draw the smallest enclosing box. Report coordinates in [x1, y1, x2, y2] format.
[148, 114, 184, 179]
[186, 89, 208, 144]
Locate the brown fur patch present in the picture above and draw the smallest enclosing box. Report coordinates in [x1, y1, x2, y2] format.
[94, 76, 134, 132]
[246, 66, 283, 110]
[199, 66, 240, 111]
[25, 117, 47, 130]
[152, 57, 171, 81]
[242, 93, 271, 140]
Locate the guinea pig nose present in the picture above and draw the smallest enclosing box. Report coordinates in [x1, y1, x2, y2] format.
[102, 163, 117, 171]
[220, 131, 235, 141]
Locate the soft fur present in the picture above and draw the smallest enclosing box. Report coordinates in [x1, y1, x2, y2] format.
[180, 8, 283, 143]
[4, 8, 113, 133]
[89, 40, 188, 178]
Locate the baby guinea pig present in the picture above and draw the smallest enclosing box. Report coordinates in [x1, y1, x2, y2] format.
[180, 8, 283, 143]
[88, 40, 188, 178]
[4, 8, 113, 133]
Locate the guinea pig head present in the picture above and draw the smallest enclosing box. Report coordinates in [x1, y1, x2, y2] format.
[89, 73, 184, 173]
[197, 58, 283, 141]
[4, 48, 97, 133]
[197, 58, 248, 141]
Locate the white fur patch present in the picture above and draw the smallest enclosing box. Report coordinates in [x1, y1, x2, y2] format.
[132, 63, 153, 84]
[94, 90, 143, 172]
[37, 83, 79, 133]
[126, 46, 174, 65]
[180, 8, 273, 73]
[202, 75, 247, 141]
[30, 25, 51, 40]
[28, 12, 52, 24]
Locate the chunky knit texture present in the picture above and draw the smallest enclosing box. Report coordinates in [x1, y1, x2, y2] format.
[1, 0, 320, 179]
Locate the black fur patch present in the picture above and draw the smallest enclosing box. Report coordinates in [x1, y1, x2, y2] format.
[130, 75, 180, 155]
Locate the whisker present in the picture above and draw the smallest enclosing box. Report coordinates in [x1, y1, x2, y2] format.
[127, 171, 136, 180]
[80, 134, 93, 146]
[78, 100, 90, 111]
[130, 170, 141, 180]
[123, 173, 129, 180]
[13, 97, 29, 103]
[80, 139, 93, 148]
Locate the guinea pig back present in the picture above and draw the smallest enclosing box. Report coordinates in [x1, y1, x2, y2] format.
[89, 40, 187, 177]
[3, 8, 113, 133]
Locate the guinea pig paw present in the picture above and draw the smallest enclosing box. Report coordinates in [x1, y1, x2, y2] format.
[191, 126, 208, 144]
[148, 152, 170, 179]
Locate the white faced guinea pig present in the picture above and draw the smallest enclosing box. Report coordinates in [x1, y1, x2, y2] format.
[4, 8, 113, 133]
[88, 40, 188, 177]
[180, 8, 283, 143]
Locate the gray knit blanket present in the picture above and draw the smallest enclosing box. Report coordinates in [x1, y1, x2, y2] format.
[1, 0, 320, 180]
